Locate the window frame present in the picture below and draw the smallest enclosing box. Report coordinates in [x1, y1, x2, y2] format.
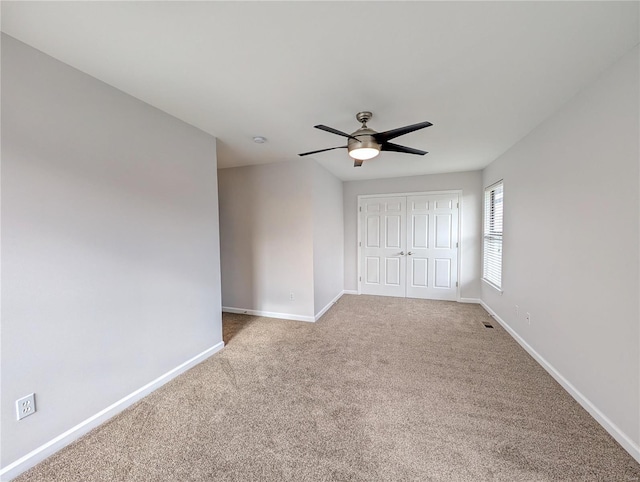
[482, 180, 504, 292]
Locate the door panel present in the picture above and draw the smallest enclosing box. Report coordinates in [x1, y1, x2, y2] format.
[365, 257, 380, 284]
[434, 214, 452, 249]
[412, 214, 429, 248]
[411, 199, 428, 211]
[366, 203, 380, 213]
[434, 258, 452, 288]
[411, 258, 428, 287]
[366, 217, 380, 247]
[386, 216, 401, 248]
[434, 198, 453, 209]
[387, 201, 403, 212]
[385, 258, 401, 285]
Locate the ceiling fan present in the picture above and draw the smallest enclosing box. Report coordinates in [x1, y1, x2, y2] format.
[299, 111, 432, 167]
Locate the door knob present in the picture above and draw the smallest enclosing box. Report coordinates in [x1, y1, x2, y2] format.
[399, 251, 405, 256]
[407, 251, 413, 256]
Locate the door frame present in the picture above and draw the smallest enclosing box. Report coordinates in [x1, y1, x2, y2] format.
[356, 190, 463, 300]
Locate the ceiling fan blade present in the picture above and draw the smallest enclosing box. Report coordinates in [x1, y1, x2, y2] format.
[380, 142, 428, 156]
[353, 159, 364, 167]
[315, 125, 361, 142]
[374, 121, 433, 142]
[298, 146, 347, 156]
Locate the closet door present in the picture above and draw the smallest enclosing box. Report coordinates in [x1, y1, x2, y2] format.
[360, 197, 406, 297]
[406, 194, 458, 300]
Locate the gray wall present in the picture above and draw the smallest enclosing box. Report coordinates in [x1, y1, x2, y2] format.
[312, 162, 344, 316]
[218, 160, 315, 317]
[218, 160, 344, 319]
[1, 35, 223, 467]
[482, 46, 639, 447]
[343, 171, 483, 299]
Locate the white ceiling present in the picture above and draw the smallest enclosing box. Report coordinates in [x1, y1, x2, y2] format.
[2, 2, 638, 181]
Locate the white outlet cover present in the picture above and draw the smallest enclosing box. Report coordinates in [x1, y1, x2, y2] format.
[16, 393, 36, 421]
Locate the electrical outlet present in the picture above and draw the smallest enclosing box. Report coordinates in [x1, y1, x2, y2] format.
[526, 312, 531, 325]
[16, 393, 36, 421]
[289, 291, 295, 301]
[515, 305, 519, 316]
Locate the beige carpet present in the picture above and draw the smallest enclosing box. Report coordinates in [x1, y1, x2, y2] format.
[15, 295, 640, 481]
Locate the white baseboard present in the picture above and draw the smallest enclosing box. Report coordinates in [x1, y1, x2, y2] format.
[0, 342, 225, 482]
[223, 291, 347, 324]
[479, 300, 640, 464]
[334, 293, 481, 302]
[222, 306, 315, 323]
[314, 291, 344, 321]
[458, 297, 481, 304]
[344, 292, 479, 302]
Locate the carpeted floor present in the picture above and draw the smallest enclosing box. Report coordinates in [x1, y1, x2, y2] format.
[15, 295, 640, 481]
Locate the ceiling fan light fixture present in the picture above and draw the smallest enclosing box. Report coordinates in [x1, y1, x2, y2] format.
[348, 146, 380, 161]
[347, 125, 380, 161]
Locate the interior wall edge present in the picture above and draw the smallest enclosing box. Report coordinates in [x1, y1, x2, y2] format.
[314, 291, 345, 321]
[0, 342, 225, 482]
[479, 300, 640, 464]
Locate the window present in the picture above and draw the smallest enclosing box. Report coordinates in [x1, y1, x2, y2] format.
[483, 181, 503, 290]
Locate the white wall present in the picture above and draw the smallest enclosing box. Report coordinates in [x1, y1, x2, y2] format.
[1, 35, 223, 470]
[343, 171, 483, 299]
[312, 162, 344, 316]
[218, 160, 315, 318]
[482, 46, 639, 455]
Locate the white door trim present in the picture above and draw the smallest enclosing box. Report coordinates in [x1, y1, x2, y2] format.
[357, 190, 463, 300]
[358, 190, 463, 199]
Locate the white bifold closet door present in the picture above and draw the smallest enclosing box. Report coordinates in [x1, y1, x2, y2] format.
[360, 193, 459, 300]
[360, 196, 407, 297]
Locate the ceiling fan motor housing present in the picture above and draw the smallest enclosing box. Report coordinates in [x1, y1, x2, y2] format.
[348, 127, 380, 158]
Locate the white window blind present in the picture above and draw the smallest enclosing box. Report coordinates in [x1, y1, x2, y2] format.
[483, 181, 503, 289]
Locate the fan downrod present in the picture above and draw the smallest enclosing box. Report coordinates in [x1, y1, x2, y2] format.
[356, 111, 373, 127]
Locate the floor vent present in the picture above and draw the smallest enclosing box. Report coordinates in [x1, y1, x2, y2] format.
[483, 322, 494, 329]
